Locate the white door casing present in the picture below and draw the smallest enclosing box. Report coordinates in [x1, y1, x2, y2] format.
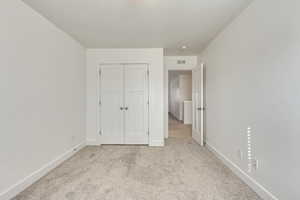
[98, 63, 149, 145]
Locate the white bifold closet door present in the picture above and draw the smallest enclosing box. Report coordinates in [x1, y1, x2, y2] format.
[124, 64, 149, 144]
[100, 64, 124, 144]
[99, 64, 149, 145]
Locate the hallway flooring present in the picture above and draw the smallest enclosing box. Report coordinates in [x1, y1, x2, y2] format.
[13, 119, 261, 200]
[168, 115, 192, 139]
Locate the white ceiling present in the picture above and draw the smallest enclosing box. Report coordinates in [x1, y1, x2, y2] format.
[22, 0, 252, 55]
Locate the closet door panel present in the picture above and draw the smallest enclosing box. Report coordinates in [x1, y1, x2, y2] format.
[100, 65, 124, 144]
[124, 64, 149, 144]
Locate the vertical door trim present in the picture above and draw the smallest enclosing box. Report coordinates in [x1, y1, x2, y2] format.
[122, 64, 125, 144]
[97, 66, 102, 145]
[147, 65, 150, 137]
[200, 63, 204, 146]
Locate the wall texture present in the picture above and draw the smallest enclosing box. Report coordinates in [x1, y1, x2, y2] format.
[200, 0, 299, 199]
[0, 0, 86, 199]
[86, 49, 164, 146]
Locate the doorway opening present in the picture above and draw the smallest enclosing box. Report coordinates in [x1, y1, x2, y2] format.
[168, 70, 193, 139]
[165, 63, 205, 146]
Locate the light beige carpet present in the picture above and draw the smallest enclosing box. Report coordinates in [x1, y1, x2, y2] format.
[12, 118, 261, 200]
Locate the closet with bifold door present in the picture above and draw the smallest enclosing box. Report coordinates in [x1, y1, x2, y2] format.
[98, 63, 149, 145]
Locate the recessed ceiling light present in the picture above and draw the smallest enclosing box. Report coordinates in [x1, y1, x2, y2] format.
[182, 45, 187, 49]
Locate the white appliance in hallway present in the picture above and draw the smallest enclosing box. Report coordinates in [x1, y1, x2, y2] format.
[98, 64, 149, 145]
[192, 64, 204, 146]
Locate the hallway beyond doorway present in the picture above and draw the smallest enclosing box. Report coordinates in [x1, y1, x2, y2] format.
[168, 114, 192, 139]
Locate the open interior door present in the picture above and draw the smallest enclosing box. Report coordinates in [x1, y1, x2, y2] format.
[192, 64, 204, 146]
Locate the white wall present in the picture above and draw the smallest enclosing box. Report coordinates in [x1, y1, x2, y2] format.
[179, 75, 192, 101]
[200, 0, 300, 199]
[169, 74, 180, 119]
[0, 1, 86, 199]
[86, 49, 164, 146]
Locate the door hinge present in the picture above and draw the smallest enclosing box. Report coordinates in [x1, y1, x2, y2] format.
[147, 70, 149, 75]
[98, 69, 101, 76]
[147, 131, 149, 135]
[147, 101, 149, 105]
[99, 130, 102, 135]
[98, 100, 101, 106]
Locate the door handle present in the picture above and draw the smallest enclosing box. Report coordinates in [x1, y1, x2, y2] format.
[120, 107, 124, 110]
[197, 107, 205, 111]
[124, 107, 128, 110]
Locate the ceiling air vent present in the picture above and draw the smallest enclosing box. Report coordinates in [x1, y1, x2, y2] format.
[177, 60, 186, 64]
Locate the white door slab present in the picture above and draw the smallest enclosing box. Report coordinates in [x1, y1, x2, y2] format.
[124, 64, 149, 144]
[192, 64, 204, 146]
[99, 65, 124, 144]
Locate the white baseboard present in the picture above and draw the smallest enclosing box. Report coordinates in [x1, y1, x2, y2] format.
[149, 139, 164, 147]
[86, 139, 99, 146]
[192, 130, 202, 145]
[206, 143, 279, 200]
[86, 139, 164, 147]
[0, 142, 86, 200]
